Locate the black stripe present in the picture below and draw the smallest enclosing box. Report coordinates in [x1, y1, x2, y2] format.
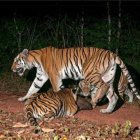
[69, 59, 79, 77]
[64, 70, 69, 78]
[69, 59, 74, 71]
[59, 84, 64, 89]
[75, 48, 78, 56]
[83, 57, 92, 73]
[22, 58, 27, 65]
[70, 69, 74, 79]
[103, 51, 110, 70]
[73, 53, 81, 73]
[34, 82, 41, 89]
[98, 50, 107, 69]
[119, 58, 122, 66]
[66, 49, 69, 68]
[121, 66, 126, 70]
[80, 56, 83, 66]
[37, 77, 43, 81]
[32, 51, 40, 55]
[77, 65, 81, 73]
[85, 71, 93, 79]
[133, 90, 138, 94]
[61, 49, 64, 66]
[82, 47, 87, 59]
[39, 49, 43, 52]
[29, 53, 40, 67]
[129, 81, 133, 84]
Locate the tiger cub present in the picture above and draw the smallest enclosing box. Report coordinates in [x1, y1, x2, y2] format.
[24, 88, 92, 127]
[78, 71, 134, 108]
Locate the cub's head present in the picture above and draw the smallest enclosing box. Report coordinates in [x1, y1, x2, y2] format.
[11, 49, 30, 76]
[78, 80, 94, 96]
[71, 87, 93, 111]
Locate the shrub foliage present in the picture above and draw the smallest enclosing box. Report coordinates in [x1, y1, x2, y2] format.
[0, 9, 140, 74]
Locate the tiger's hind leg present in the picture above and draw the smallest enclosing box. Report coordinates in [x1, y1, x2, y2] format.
[42, 111, 56, 122]
[100, 87, 118, 113]
[124, 86, 133, 103]
[118, 76, 133, 103]
[99, 58, 118, 113]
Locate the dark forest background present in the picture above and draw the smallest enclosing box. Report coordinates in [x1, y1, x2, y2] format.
[0, 1, 140, 92]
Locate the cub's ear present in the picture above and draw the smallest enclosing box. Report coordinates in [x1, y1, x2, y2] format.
[79, 79, 85, 88]
[72, 87, 77, 95]
[22, 49, 29, 58]
[72, 87, 78, 101]
[72, 87, 80, 95]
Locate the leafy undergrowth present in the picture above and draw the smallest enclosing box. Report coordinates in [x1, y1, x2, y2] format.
[0, 72, 31, 93]
[0, 110, 140, 140]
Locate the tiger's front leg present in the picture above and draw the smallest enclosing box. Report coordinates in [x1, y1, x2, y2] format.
[18, 75, 48, 102]
[49, 74, 63, 92]
[100, 84, 118, 113]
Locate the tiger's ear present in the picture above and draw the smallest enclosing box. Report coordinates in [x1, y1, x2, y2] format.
[22, 49, 29, 58]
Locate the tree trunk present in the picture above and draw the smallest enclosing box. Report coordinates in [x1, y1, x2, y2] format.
[62, 23, 66, 48]
[81, 7, 84, 47]
[56, 4, 61, 48]
[107, 1, 111, 47]
[116, 0, 121, 55]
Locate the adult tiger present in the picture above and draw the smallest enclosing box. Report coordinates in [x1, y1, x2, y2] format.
[24, 88, 92, 127]
[11, 46, 140, 113]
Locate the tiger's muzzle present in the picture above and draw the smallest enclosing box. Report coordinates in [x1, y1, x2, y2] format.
[12, 67, 24, 76]
[80, 91, 90, 97]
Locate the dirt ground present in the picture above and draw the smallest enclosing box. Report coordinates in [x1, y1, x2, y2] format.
[0, 91, 140, 139]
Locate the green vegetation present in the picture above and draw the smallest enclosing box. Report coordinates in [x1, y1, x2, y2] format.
[0, 10, 140, 96]
[0, 13, 140, 72]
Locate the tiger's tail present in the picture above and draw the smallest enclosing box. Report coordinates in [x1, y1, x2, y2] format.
[24, 107, 38, 126]
[115, 55, 140, 100]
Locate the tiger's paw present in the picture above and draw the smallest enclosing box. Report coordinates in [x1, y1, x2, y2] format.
[18, 97, 26, 102]
[125, 101, 133, 104]
[137, 95, 140, 100]
[100, 109, 112, 114]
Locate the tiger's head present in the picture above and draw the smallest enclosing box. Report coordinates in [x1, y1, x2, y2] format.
[78, 80, 94, 96]
[11, 49, 32, 76]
